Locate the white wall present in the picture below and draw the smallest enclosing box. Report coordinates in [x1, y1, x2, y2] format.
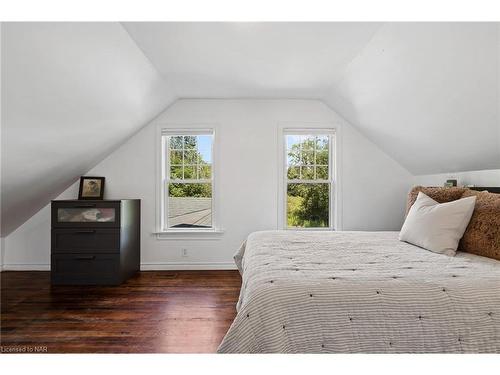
[0, 238, 4, 271]
[1, 184, 79, 270]
[414, 169, 500, 187]
[1, 22, 175, 237]
[0, 23, 3, 271]
[324, 23, 500, 175]
[3, 99, 412, 270]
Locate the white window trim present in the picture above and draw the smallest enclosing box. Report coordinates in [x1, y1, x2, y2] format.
[155, 124, 223, 239]
[277, 122, 343, 231]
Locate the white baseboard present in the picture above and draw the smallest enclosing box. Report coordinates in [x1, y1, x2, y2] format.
[2, 262, 237, 271]
[140, 262, 237, 270]
[2, 264, 50, 271]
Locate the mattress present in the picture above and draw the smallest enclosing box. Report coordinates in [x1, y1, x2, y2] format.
[218, 230, 500, 353]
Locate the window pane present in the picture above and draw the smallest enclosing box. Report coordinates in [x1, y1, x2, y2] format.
[170, 150, 183, 165]
[287, 151, 300, 166]
[197, 135, 212, 164]
[170, 136, 183, 149]
[301, 137, 315, 152]
[170, 165, 183, 179]
[183, 136, 197, 149]
[288, 136, 312, 167]
[165, 132, 214, 231]
[286, 135, 302, 150]
[287, 183, 329, 228]
[316, 166, 329, 180]
[168, 135, 213, 177]
[183, 165, 196, 179]
[316, 150, 328, 165]
[287, 166, 300, 179]
[287, 134, 329, 167]
[301, 166, 315, 179]
[184, 150, 197, 164]
[168, 183, 212, 228]
[301, 150, 315, 165]
[199, 164, 212, 179]
[316, 135, 329, 151]
[286, 136, 302, 167]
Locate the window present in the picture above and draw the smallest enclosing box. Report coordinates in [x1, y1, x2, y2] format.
[282, 130, 336, 229]
[161, 130, 215, 231]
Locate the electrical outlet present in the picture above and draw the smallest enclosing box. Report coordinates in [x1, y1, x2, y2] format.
[181, 248, 188, 257]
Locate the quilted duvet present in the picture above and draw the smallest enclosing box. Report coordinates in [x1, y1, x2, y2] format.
[218, 231, 500, 353]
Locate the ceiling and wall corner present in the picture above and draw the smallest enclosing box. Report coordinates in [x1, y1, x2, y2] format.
[1, 23, 3, 262]
[121, 22, 383, 99]
[2, 99, 414, 270]
[0, 17, 3, 268]
[2, 22, 499, 240]
[414, 168, 500, 187]
[323, 22, 500, 176]
[1, 22, 176, 237]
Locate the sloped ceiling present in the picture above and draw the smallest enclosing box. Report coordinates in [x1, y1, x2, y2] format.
[2, 22, 499, 236]
[1, 23, 175, 236]
[324, 22, 500, 175]
[122, 22, 382, 98]
[124, 22, 500, 175]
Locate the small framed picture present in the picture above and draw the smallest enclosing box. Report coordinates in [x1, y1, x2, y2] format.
[78, 176, 105, 200]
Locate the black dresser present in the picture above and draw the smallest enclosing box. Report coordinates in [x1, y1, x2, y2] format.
[51, 199, 140, 285]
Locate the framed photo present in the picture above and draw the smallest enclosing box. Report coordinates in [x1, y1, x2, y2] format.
[78, 176, 105, 200]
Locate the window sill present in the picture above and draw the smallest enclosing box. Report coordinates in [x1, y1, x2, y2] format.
[153, 229, 225, 240]
[284, 227, 337, 231]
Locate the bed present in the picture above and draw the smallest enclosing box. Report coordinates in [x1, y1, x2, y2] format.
[218, 230, 500, 353]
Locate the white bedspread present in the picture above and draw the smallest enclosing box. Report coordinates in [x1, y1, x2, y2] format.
[218, 230, 500, 353]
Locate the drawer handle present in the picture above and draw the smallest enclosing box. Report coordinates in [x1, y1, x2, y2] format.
[74, 230, 96, 234]
[75, 256, 96, 260]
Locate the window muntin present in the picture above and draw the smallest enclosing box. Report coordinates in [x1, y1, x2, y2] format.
[285, 132, 334, 229]
[162, 132, 214, 230]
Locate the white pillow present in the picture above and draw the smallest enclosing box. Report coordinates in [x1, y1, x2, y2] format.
[399, 191, 476, 256]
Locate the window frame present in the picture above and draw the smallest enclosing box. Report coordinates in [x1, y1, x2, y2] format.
[157, 127, 220, 235]
[278, 125, 341, 231]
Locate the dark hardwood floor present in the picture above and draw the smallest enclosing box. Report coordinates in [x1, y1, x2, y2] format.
[1, 270, 241, 353]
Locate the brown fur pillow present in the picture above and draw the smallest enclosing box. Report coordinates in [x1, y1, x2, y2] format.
[406, 186, 468, 214]
[458, 190, 500, 261]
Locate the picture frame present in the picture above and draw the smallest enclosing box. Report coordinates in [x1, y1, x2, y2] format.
[78, 176, 105, 200]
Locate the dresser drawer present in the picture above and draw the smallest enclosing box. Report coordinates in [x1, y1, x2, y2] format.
[51, 254, 121, 285]
[52, 228, 120, 253]
[52, 201, 120, 228]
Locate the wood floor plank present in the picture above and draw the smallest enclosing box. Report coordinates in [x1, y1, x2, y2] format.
[0, 270, 241, 353]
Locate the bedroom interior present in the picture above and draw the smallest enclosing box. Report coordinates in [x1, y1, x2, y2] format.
[1, 1, 500, 371]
